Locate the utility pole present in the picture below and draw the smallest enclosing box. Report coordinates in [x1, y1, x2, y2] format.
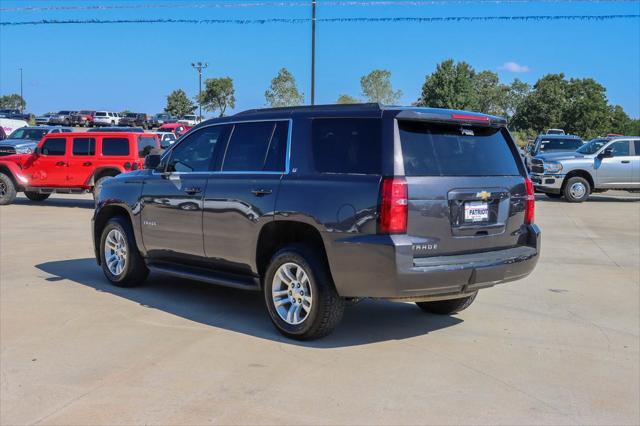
[19, 67, 23, 112]
[191, 62, 208, 120]
[311, 0, 316, 106]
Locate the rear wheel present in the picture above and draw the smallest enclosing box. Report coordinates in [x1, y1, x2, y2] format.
[100, 216, 148, 287]
[563, 176, 590, 203]
[416, 292, 478, 315]
[264, 244, 345, 340]
[0, 173, 17, 205]
[24, 191, 50, 202]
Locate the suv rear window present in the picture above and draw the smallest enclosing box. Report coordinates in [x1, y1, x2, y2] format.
[399, 121, 520, 176]
[137, 136, 157, 157]
[102, 137, 130, 156]
[311, 118, 382, 174]
[72, 137, 95, 156]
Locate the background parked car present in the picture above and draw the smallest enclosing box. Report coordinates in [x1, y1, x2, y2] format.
[49, 110, 77, 126]
[70, 110, 96, 127]
[35, 113, 55, 126]
[157, 122, 191, 136]
[119, 113, 150, 129]
[0, 109, 31, 121]
[0, 118, 28, 138]
[148, 113, 174, 129]
[93, 111, 121, 127]
[546, 128, 566, 135]
[156, 131, 177, 149]
[525, 134, 583, 171]
[177, 114, 201, 126]
[0, 126, 72, 156]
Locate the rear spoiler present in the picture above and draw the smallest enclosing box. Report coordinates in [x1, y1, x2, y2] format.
[395, 110, 507, 127]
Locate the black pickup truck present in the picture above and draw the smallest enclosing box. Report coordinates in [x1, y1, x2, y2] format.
[0, 108, 30, 121]
[92, 104, 541, 340]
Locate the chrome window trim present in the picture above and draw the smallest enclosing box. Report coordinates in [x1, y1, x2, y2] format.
[154, 118, 292, 176]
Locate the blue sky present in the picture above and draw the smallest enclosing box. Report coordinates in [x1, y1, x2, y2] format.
[1, 0, 639, 117]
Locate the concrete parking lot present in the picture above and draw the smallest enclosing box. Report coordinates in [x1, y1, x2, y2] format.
[1, 192, 638, 425]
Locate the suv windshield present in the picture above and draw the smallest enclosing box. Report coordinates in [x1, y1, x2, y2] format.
[537, 138, 582, 153]
[399, 122, 520, 176]
[577, 139, 609, 155]
[8, 128, 48, 140]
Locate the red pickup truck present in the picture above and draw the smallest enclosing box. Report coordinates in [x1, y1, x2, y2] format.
[0, 132, 159, 205]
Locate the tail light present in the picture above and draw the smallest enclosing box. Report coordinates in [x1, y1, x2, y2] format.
[524, 177, 535, 224]
[378, 177, 408, 234]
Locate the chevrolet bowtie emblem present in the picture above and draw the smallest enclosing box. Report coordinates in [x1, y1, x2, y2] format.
[476, 191, 491, 201]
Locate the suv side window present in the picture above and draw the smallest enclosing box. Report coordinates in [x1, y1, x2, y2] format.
[168, 126, 226, 173]
[634, 140, 640, 156]
[608, 141, 630, 157]
[72, 137, 96, 156]
[137, 136, 157, 158]
[311, 118, 382, 174]
[102, 137, 130, 156]
[41, 138, 66, 156]
[222, 121, 286, 172]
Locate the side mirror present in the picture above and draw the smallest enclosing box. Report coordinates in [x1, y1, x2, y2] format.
[598, 147, 614, 159]
[144, 153, 162, 170]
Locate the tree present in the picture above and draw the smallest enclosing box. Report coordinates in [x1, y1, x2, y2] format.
[336, 94, 359, 104]
[199, 77, 236, 117]
[0, 94, 26, 110]
[504, 78, 531, 119]
[561, 78, 611, 139]
[360, 69, 402, 104]
[265, 68, 304, 107]
[416, 59, 478, 110]
[165, 89, 196, 117]
[473, 70, 509, 116]
[510, 73, 568, 132]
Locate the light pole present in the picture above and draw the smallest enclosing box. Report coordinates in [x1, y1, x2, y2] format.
[18, 67, 23, 112]
[311, 0, 316, 105]
[191, 62, 208, 120]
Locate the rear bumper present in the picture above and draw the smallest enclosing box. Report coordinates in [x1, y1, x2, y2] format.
[530, 173, 565, 194]
[328, 224, 541, 299]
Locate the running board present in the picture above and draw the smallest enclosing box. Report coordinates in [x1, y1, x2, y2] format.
[147, 262, 261, 291]
[26, 187, 89, 194]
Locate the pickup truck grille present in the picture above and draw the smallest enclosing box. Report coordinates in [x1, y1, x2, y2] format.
[530, 159, 544, 174]
[0, 146, 16, 156]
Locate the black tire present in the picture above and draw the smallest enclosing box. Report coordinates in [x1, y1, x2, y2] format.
[263, 244, 345, 340]
[562, 176, 590, 203]
[416, 292, 478, 315]
[545, 193, 563, 199]
[24, 191, 50, 202]
[99, 216, 148, 287]
[93, 175, 116, 200]
[0, 172, 17, 205]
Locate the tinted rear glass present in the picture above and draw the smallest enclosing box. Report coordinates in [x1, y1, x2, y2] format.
[222, 121, 281, 172]
[635, 140, 640, 155]
[102, 137, 130, 156]
[538, 138, 582, 152]
[137, 136, 157, 157]
[399, 122, 520, 176]
[312, 118, 382, 174]
[72, 137, 95, 156]
[41, 138, 66, 156]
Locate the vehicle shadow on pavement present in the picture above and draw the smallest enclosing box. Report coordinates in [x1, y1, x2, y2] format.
[36, 258, 462, 348]
[13, 197, 95, 209]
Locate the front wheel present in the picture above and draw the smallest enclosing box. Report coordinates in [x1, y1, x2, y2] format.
[264, 245, 345, 340]
[416, 292, 478, 315]
[24, 191, 50, 202]
[563, 176, 590, 203]
[100, 216, 148, 287]
[0, 173, 17, 205]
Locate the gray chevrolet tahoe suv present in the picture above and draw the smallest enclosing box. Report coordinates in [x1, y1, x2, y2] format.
[531, 136, 640, 202]
[92, 104, 541, 340]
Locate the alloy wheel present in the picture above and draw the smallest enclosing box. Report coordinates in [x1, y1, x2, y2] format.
[271, 262, 313, 325]
[105, 229, 127, 276]
[569, 182, 586, 199]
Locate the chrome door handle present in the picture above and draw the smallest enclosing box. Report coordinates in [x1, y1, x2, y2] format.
[251, 189, 273, 197]
[184, 187, 202, 195]
[621, 160, 630, 164]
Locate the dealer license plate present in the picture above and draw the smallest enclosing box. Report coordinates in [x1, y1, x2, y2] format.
[464, 201, 489, 222]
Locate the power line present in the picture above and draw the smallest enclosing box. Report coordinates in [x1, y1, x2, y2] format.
[2, 14, 638, 26]
[1, 0, 637, 12]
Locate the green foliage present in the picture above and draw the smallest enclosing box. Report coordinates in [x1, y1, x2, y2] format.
[473, 70, 509, 116]
[360, 69, 402, 104]
[265, 68, 304, 107]
[165, 89, 196, 117]
[0, 93, 26, 110]
[511, 74, 569, 132]
[336, 94, 360, 104]
[561, 78, 611, 139]
[199, 77, 236, 117]
[416, 59, 478, 110]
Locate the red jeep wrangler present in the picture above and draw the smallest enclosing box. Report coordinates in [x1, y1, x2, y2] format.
[0, 132, 159, 205]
